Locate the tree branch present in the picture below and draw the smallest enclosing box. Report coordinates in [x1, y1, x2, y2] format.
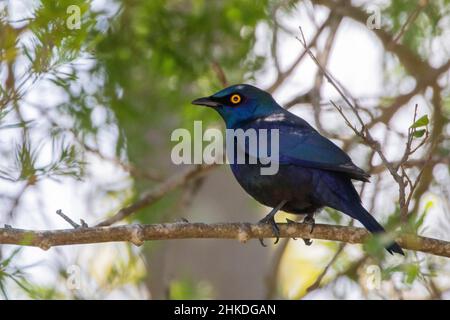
[266, 13, 333, 93]
[96, 164, 215, 227]
[311, 0, 432, 79]
[1, 222, 450, 258]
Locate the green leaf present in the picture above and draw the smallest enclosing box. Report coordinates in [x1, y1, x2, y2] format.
[405, 264, 420, 284]
[410, 115, 429, 128]
[0, 120, 34, 131]
[413, 129, 426, 138]
[408, 200, 432, 232]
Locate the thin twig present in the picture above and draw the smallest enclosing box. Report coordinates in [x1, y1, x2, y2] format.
[307, 242, 347, 292]
[211, 61, 228, 87]
[96, 164, 216, 227]
[267, 15, 333, 93]
[391, 2, 426, 45]
[55, 209, 87, 229]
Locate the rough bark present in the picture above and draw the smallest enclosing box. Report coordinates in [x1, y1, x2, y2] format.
[1, 222, 449, 258]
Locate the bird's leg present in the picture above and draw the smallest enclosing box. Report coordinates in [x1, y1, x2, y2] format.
[258, 200, 287, 247]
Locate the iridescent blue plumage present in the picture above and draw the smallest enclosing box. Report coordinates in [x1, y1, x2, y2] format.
[192, 84, 403, 255]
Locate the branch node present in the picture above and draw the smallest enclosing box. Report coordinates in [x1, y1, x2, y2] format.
[130, 224, 144, 247]
[237, 224, 251, 243]
[80, 219, 88, 228]
[38, 239, 52, 251]
[286, 223, 297, 236]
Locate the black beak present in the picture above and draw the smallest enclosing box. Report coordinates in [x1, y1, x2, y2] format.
[191, 96, 220, 107]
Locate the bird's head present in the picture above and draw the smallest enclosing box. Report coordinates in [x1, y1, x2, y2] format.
[192, 84, 281, 128]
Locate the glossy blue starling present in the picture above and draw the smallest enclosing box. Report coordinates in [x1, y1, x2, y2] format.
[192, 84, 403, 255]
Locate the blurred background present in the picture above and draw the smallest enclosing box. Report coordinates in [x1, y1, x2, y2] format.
[1, 0, 450, 299]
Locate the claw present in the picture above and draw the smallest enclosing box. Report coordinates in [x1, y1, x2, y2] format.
[257, 200, 287, 246]
[303, 215, 315, 233]
[258, 215, 280, 245]
[286, 216, 315, 245]
[272, 224, 280, 244]
[271, 221, 280, 244]
[301, 215, 315, 245]
[259, 238, 267, 247]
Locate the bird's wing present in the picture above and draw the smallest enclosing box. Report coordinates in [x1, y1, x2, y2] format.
[240, 112, 370, 182]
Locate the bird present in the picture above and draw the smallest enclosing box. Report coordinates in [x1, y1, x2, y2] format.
[192, 84, 404, 255]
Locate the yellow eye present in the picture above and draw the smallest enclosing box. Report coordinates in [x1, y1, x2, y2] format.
[230, 94, 241, 105]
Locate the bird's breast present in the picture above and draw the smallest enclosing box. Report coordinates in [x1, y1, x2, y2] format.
[229, 162, 316, 213]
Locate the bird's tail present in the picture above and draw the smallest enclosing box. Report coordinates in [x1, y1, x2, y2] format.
[346, 203, 404, 256]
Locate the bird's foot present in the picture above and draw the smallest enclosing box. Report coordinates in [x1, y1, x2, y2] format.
[303, 214, 315, 233]
[258, 215, 280, 246]
[257, 200, 287, 247]
[286, 218, 313, 246]
[301, 214, 315, 246]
